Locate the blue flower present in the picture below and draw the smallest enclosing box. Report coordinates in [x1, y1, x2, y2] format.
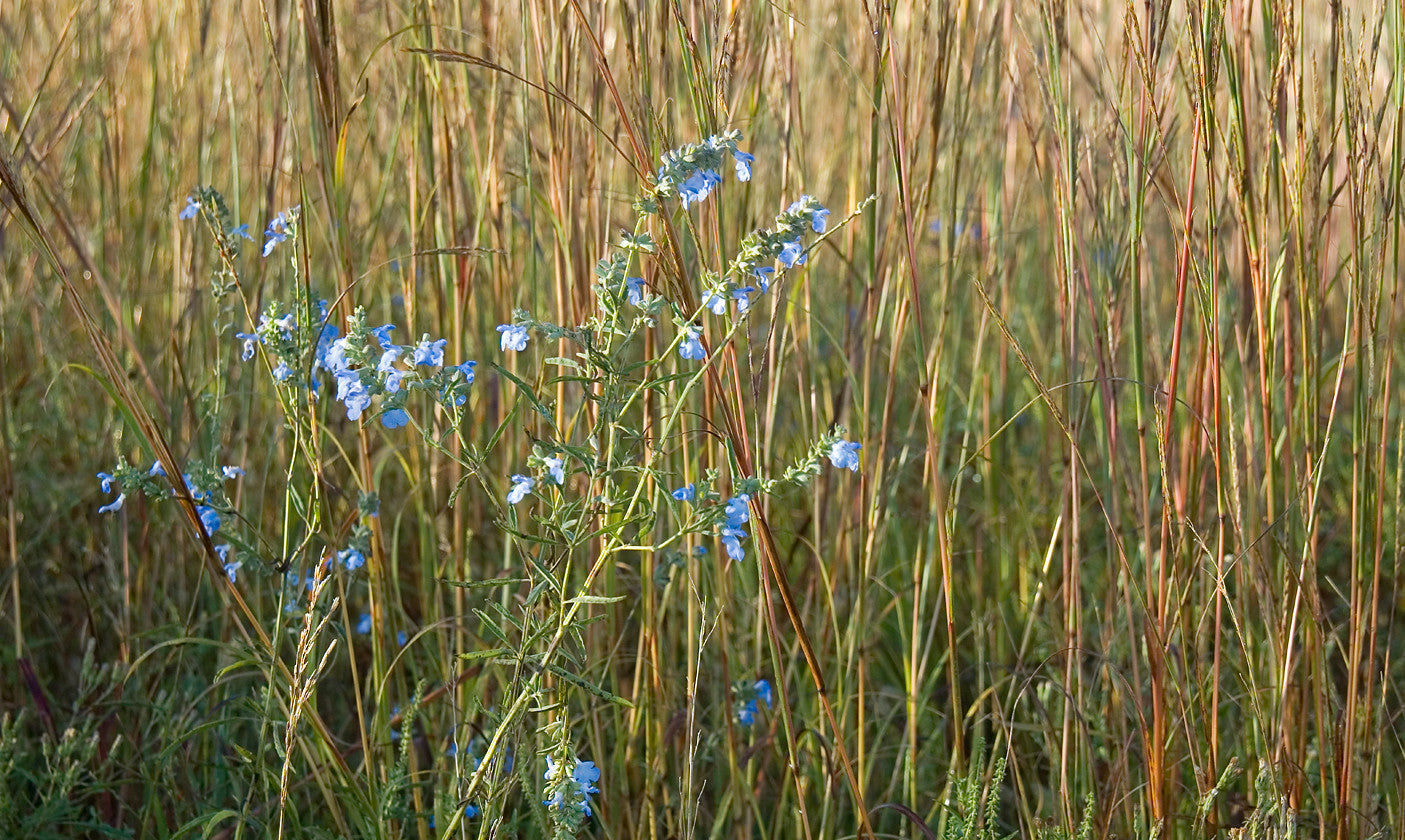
[778, 239, 806, 268]
[720, 494, 751, 560]
[732, 150, 754, 182]
[497, 324, 529, 352]
[355, 612, 372, 635]
[544, 756, 601, 818]
[370, 324, 396, 348]
[672, 484, 696, 502]
[98, 493, 125, 514]
[272, 361, 294, 381]
[737, 679, 774, 726]
[625, 276, 646, 306]
[828, 439, 861, 471]
[544, 455, 566, 485]
[179, 196, 200, 220]
[679, 168, 723, 209]
[412, 338, 447, 366]
[750, 265, 774, 292]
[463, 804, 480, 819]
[721, 526, 747, 561]
[235, 332, 259, 361]
[442, 361, 477, 407]
[730, 285, 755, 313]
[149, 460, 166, 477]
[377, 346, 402, 373]
[702, 290, 728, 316]
[335, 370, 372, 421]
[397, 629, 409, 646]
[754, 679, 774, 709]
[229, 224, 252, 240]
[679, 326, 706, 360]
[221, 465, 245, 480]
[338, 547, 366, 571]
[382, 369, 406, 393]
[573, 760, 601, 797]
[326, 337, 352, 372]
[262, 210, 293, 257]
[196, 505, 221, 535]
[313, 325, 340, 371]
[262, 229, 286, 258]
[507, 474, 534, 505]
[97, 472, 116, 494]
[217, 546, 241, 583]
[381, 408, 410, 429]
[787, 196, 830, 234]
[724, 494, 750, 526]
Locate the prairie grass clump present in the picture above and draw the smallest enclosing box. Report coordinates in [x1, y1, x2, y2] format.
[2, 2, 1404, 839]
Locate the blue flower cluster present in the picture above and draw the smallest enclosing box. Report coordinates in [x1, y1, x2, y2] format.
[505, 449, 569, 506]
[96, 458, 244, 581]
[736, 678, 774, 726]
[234, 303, 476, 428]
[543, 755, 601, 819]
[177, 189, 255, 264]
[698, 194, 831, 318]
[719, 494, 751, 561]
[261, 206, 299, 257]
[652, 129, 753, 209]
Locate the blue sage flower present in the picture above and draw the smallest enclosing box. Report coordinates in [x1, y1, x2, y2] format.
[196, 505, 221, 535]
[679, 168, 723, 209]
[507, 474, 534, 505]
[338, 547, 366, 572]
[235, 331, 259, 361]
[544, 756, 601, 818]
[412, 337, 447, 366]
[98, 494, 125, 514]
[377, 346, 402, 373]
[778, 239, 805, 268]
[738, 678, 774, 726]
[179, 196, 199, 220]
[262, 207, 297, 257]
[730, 285, 755, 313]
[828, 439, 861, 471]
[679, 326, 705, 360]
[334, 370, 373, 421]
[218, 545, 241, 583]
[380, 407, 410, 429]
[497, 324, 529, 352]
[732, 150, 754, 182]
[702, 290, 728, 316]
[370, 324, 396, 348]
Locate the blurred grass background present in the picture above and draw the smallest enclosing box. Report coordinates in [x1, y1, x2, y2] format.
[2, 0, 1403, 838]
